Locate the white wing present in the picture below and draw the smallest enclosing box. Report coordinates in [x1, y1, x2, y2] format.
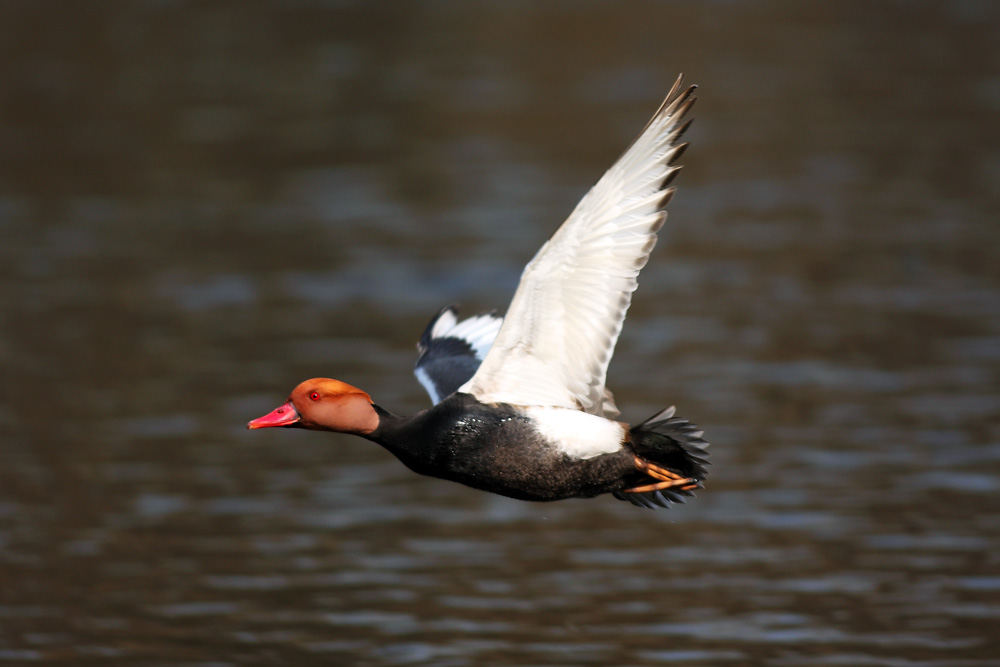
[458, 76, 695, 415]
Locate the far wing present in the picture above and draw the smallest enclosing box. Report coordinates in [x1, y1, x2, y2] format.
[459, 77, 695, 415]
[414, 306, 502, 405]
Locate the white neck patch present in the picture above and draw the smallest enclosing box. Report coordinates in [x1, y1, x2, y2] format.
[523, 406, 625, 460]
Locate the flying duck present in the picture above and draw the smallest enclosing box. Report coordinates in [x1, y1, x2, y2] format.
[249, 76, 709, 509]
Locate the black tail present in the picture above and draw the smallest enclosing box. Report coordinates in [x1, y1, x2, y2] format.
[613, 406, 710, 509]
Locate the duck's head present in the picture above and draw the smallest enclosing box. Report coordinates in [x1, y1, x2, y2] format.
[247, 378, 379, 435]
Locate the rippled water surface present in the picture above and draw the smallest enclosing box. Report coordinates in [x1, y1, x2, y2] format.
[3, 2, 999, 665]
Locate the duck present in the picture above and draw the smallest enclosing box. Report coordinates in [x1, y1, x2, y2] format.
[249, 76, 709, 509]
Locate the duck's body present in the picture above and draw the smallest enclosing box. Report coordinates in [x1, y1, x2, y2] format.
[370, 394, 627, 502]
[250, 77, 710, 509]
[367, 392, 707, 504]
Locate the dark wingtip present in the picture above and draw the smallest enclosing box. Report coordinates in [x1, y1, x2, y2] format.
[615, 76, 697, 162]
[667, 142, 690, 166]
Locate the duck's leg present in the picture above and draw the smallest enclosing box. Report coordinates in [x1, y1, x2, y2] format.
[624, 478, 700, 494]
[625, 455, 700, 493]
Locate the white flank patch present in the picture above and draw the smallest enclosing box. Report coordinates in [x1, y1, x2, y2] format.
[524, 406, 625, 460]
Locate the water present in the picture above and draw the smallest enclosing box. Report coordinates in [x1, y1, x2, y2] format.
[2, 2, 999, 665]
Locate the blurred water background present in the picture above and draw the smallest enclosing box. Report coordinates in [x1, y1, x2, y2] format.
[2, 1, 999, 665]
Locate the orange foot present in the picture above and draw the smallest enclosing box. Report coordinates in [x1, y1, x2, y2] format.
[624, 455, 700, 493]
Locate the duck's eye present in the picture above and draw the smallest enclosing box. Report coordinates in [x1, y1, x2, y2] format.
[309, 392, 320, 401]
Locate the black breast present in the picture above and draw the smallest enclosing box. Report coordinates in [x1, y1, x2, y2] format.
[367, 394, 633, 502]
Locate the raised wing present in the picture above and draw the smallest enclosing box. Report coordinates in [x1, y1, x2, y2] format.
[414, 306, 502, 405]
[459, 76, 695, 415]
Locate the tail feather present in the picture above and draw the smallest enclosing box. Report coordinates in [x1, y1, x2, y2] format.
[614, 406, 710, 509]
[614, 486, 696, 509]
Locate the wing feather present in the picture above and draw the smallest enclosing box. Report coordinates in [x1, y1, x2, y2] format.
[414, 306, 502, 404]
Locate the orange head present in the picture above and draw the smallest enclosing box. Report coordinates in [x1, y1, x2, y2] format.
[247, 378, 379, 435]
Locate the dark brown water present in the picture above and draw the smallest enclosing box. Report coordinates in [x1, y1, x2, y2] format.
[2, 2, 999, 665]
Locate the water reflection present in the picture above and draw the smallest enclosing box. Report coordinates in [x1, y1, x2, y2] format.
[2, 1, 999, 665]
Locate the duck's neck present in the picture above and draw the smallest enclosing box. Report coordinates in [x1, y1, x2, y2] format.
[364, 404, 429, 459]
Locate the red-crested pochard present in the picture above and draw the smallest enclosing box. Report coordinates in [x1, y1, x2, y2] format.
[250, 77, 709, 509]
